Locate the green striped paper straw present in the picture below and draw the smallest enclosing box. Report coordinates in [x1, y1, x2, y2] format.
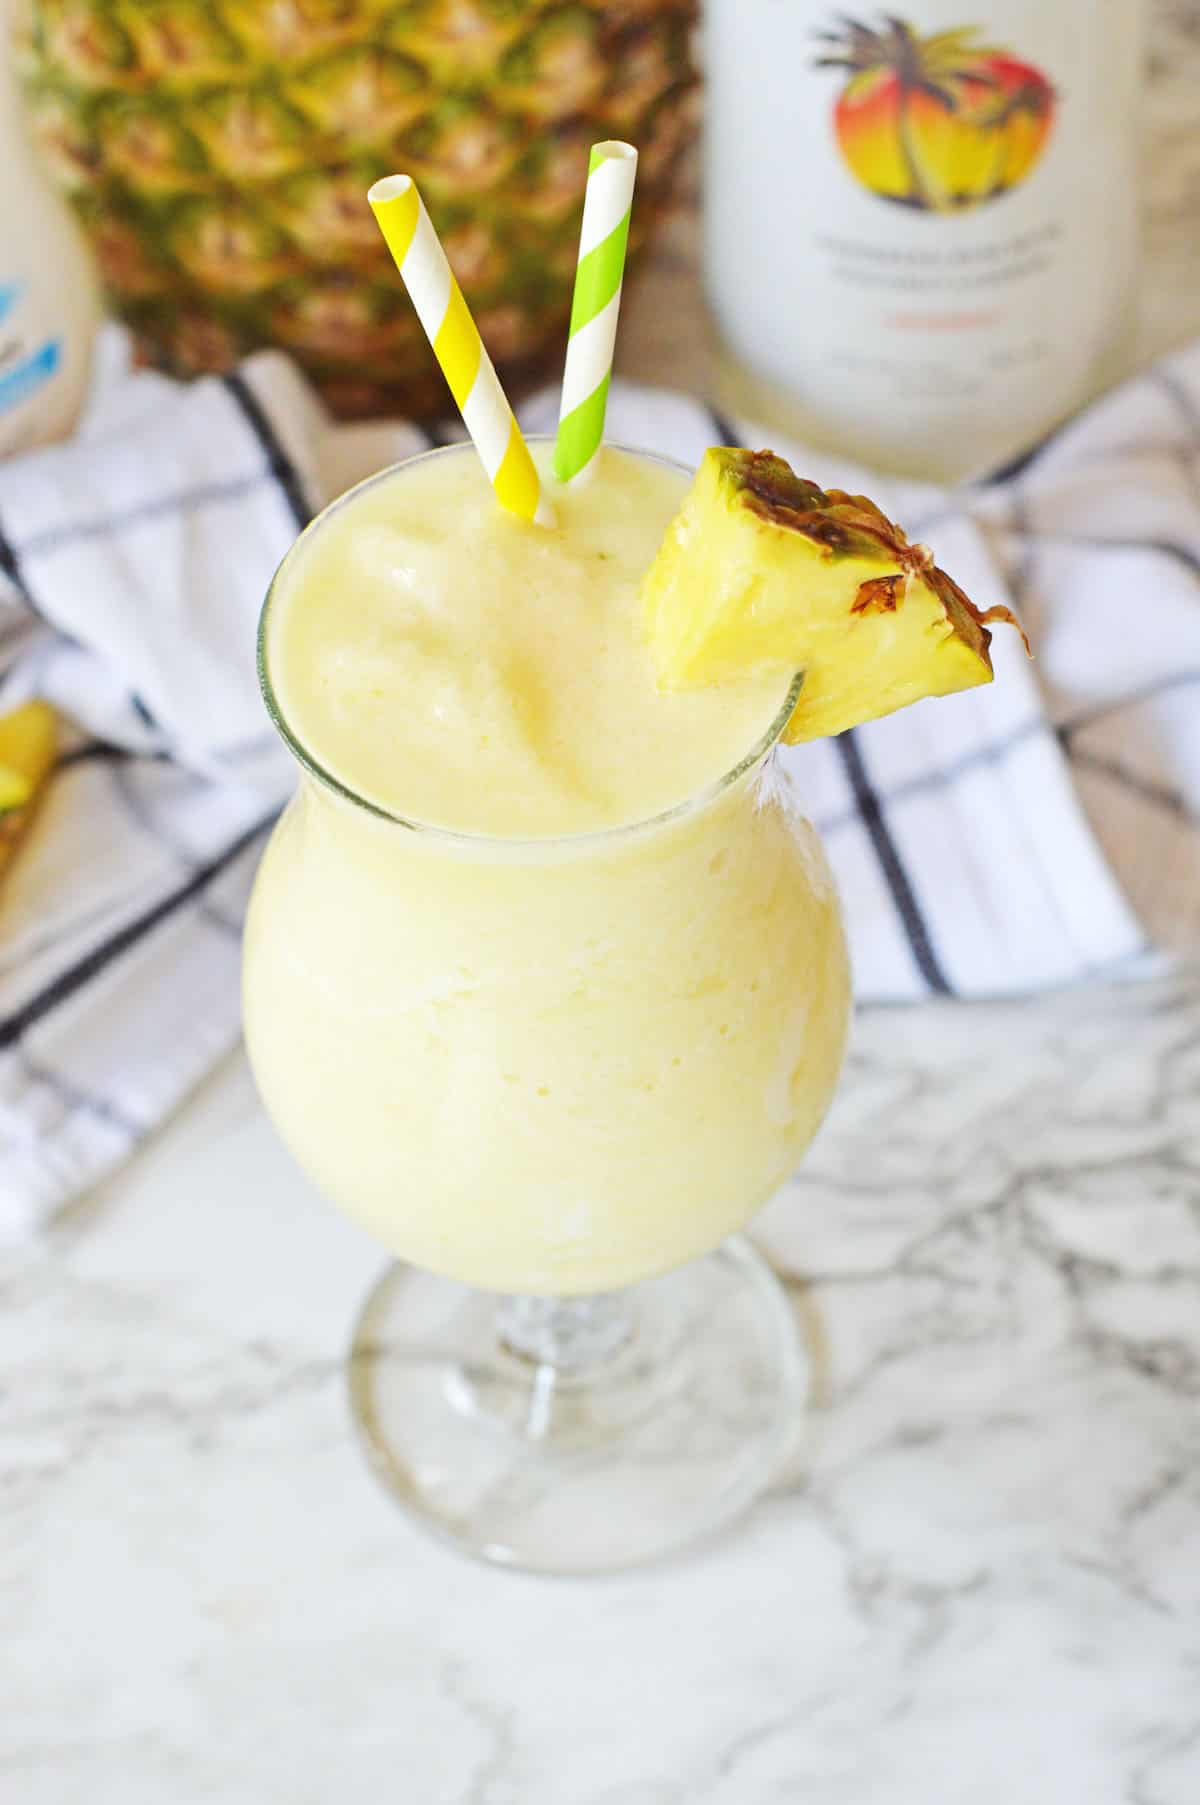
[554, 141, 638, 485]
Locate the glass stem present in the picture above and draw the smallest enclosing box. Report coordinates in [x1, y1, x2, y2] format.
[495, 1294, 636, 1441]
[496, 1292, 635, 1373]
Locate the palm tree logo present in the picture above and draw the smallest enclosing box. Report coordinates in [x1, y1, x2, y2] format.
[814, 14, 1057, 212]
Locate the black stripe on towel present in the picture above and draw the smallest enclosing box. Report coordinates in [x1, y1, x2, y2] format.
[1057, 669, 1200, 743]
[976, 383, 1116, 485]
[19, 1047, 144, 1139]
[835, 729, 954, 997]
[423, 419, 461, 448]
[0, 515, 37, 611]
[223, 371, 313, 532]
[813, 670, 1200, 838]
[0, 810, 277, 1051]
[979, 421, 1065, 487]
[19, 474, 275, 558]
[58, 741, 172, 770]
[1151, 367, 1200, 509]
[1045, 533, 1200, 583]
[1069, 748, 1197, 824]
[1151, 365, 1200, 441]
[707, 405, 739, 447]
[815, 715, 1049, 838]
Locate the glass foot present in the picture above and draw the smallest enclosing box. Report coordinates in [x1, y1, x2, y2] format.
[347, 1236, 808, 1575]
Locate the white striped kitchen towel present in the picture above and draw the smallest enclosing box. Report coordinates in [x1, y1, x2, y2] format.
[0, 327, 1196, 1233]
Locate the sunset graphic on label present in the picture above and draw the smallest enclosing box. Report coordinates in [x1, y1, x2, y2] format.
[814, 15, 1056, 213]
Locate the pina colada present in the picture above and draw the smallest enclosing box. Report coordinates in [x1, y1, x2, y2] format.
[244, 444, 851, 1294]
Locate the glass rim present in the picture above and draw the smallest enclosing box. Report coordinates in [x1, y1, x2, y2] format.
[257, 438, 803, 854]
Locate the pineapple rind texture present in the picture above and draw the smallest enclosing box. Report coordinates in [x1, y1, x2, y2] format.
[642, 449, 1026, 744]
[20, 0, 699, 418]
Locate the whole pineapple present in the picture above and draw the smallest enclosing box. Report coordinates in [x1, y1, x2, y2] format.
[16, 0, 697, 418]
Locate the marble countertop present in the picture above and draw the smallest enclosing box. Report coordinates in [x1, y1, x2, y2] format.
[7, 973, 1200, 1802]
[6, 6, 1200, 1800]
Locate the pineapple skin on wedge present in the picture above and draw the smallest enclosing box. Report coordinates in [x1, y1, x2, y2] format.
[642, 449, 1024, 743]
[0, 701, 57, 882]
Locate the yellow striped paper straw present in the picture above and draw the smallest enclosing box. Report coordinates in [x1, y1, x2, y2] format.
[368, 175, 553, 528]
[554, 141, 638, 485]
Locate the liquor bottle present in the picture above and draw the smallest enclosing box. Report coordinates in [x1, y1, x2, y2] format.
[705, 1, 1145, 481]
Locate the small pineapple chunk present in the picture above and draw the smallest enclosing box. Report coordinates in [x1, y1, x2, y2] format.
[642, 449, 1027, 742]
[0, 701, 57, 881]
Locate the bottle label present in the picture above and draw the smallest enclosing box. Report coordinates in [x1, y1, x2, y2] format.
[803, 7, 1070, 399]
[0, 283, 63, 420]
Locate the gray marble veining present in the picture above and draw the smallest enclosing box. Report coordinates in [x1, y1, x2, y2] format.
[4, 970, 1199, 1803]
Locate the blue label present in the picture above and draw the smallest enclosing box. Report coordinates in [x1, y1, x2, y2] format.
[0, 284, 19, 326]
[0, 338, 62, 415]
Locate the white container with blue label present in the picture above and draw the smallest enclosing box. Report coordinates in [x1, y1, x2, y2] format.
[1, 5, 99, 458]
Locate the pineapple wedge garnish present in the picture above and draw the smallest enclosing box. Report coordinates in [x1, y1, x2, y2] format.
[0, 701, 57, 882]
[643, 449, 1027, 741]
